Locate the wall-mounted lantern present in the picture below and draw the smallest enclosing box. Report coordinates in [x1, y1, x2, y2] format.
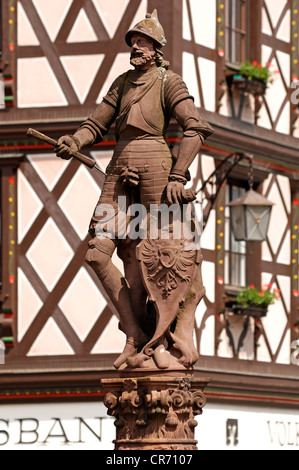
[228, 188, 274, 242]
[197, 152, 274, 242]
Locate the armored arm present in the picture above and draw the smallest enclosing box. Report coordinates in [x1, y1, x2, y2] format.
[171, 99, 214, 179]
[56, 73, 127, 159]
[164, 73, 214, 204]
[56, 101, 117, 159]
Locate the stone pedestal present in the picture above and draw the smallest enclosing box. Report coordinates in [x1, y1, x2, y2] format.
[101, 371, 209, 451]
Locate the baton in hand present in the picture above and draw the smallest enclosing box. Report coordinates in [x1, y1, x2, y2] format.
[26, 128, 106, 176]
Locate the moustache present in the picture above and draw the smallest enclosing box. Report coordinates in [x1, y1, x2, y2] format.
[130, 51, 146, 59]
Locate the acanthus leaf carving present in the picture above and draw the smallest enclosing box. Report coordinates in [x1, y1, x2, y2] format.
[102, 375, 209, 450]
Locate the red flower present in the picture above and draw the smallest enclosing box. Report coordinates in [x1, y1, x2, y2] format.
[9, 276, 15, 284]
[252, 60, 258, 66]
[9, 177, 14, 185]
[293, 290, 299, 297]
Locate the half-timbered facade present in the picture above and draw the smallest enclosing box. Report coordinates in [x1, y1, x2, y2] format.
[0, 0, 298, 450]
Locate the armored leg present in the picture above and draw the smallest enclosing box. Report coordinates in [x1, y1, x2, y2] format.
[85, 238, 147, 369]
[117, 240, 148, 330]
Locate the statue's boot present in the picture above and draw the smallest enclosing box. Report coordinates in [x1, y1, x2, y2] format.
[113, 332, 148, 370]
[85, 239, 147, 369]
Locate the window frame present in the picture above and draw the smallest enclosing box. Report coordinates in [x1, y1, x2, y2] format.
[224, 181, 248, 289]
[224, 0, 262, 66]
[225, 0, 250, 65]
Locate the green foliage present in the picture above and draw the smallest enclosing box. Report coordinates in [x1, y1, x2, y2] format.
[239, 60, 274, 84]
[236, 285, 279, 308]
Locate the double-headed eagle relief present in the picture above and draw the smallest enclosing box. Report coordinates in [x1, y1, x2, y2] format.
[55, 10, 214, 371]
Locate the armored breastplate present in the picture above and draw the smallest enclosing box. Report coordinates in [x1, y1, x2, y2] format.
[116, 67, 167, 139]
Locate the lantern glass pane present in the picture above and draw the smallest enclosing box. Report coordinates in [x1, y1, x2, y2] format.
[230, 205, 246, 241]
[245, 206, 272, 241]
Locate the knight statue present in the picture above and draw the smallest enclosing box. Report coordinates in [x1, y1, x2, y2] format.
[55, 10, 214, 371]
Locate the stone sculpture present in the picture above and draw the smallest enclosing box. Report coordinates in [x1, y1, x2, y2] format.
[55, 10, 214, 372]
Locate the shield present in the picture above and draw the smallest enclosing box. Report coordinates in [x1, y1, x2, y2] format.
[136, 237, 200, 351]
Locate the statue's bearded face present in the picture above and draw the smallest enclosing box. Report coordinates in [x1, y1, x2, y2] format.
[130, 34, 156, 69]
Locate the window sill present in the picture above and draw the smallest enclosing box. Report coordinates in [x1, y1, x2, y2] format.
[224, 285, 244, 307]
[225, 62, 241, 73]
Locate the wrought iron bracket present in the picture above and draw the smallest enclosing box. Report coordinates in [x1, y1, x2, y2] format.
[196, 152, 253, 229]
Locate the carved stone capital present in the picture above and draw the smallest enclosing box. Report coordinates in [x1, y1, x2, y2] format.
[102, 373, 209, 450]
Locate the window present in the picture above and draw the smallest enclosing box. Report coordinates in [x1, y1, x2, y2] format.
[225, 0, 249, 64]
[225, 184, 247, 288]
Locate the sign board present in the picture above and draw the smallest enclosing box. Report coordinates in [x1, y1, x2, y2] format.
[197, 403, 299, 450]
[0, 402, 114, 450]
[0, 401, 298, 450]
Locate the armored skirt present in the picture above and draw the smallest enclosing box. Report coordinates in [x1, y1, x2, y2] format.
[90, 137, 173, 240]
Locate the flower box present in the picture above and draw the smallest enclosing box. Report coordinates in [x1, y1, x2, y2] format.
[225, 60, 272, 97]
[228, 284, 279, 319]
[231, 304, 268, 319]
[226, 73, 267, 96]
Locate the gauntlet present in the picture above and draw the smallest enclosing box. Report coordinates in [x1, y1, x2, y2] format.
[55, 135, 80, 160]
[55, 128, 94, 160]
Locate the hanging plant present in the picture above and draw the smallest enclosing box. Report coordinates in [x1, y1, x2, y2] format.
[239, 60, 274, 85]
[236, 284, 279, 308]
[225, 60, 274, 97]
[231, 284, 280, 318]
